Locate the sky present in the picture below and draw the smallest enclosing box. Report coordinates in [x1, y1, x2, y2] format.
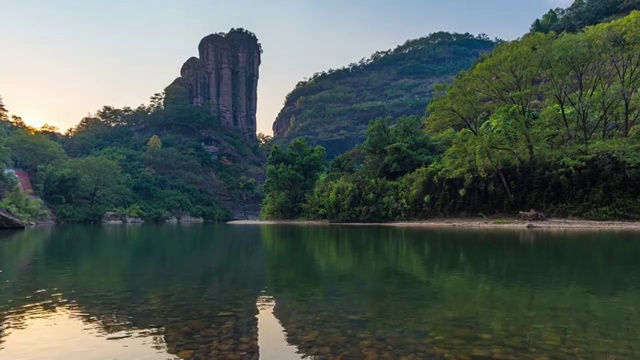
[0, 0, 573, 135]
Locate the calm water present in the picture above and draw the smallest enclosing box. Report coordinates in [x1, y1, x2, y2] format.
[0, 225, 639, 359]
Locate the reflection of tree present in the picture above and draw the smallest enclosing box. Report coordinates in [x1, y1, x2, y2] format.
[0, 225, 265, 359]
[3, 225, 640, 359]
[262, 226, 640, 359]
[0, 314, 4, 349]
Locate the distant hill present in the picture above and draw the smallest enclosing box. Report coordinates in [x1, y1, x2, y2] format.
[272, 32, 495, 157]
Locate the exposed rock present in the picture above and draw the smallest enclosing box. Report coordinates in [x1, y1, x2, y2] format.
[169, 29, 261, 141]
[179, 215, 205, 224]
[102, 212, 145, 224]
[166, 216, 179, 224]
[102, 212, 124, 224]
[519, 209, 547, 222]
[0, 209, 25, 229]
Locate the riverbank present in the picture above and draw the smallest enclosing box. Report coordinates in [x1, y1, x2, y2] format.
[228, 218, 640, 231]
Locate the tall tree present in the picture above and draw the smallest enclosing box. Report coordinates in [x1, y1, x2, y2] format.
[0, 95, 8, 121]
[597, 12, 640, 136]
[261, 138, 327, 220]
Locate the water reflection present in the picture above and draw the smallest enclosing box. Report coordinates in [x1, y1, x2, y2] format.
[1, 310, 167, 360]
[257, 295, 301, 360]
[263, 226, 640, 359]
[0, 225, 639, 359]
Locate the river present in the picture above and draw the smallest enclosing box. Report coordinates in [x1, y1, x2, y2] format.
[0, 225, 638, 359]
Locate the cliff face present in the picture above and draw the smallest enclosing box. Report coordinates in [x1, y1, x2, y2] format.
[175, 29, 261, 139]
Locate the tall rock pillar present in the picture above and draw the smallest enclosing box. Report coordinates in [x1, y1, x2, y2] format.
[173, 29, 261, 140]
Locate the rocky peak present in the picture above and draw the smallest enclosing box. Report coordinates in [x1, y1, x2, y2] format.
[171, 29, 261, 140]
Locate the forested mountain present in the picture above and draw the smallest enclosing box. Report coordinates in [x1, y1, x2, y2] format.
[531, 0, 640, 33]
[0, 30, 267, 224]
[272, 32, 495, 157]
[262, 10, 640, 221]
[0, 93, 266, 223]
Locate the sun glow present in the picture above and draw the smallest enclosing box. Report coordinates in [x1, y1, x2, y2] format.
[11, 111, 56, 131]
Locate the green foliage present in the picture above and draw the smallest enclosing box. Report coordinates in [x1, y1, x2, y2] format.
[273, 32, 495, 157]
[277, 12, 640, 222]
[6, 130, 67, 174]
[530, 0, 640, 34]
[261, 138, 327, 220]
[305, 116, 442, 222]
[146, 135, 162, 150]
[0, 95, 8, 121]
[422, 11, 640, 219]
[114, 203, 145, 218]
[0, 185, 48, 222]
[0, 91, 262, 223]
[38, 157, 128, 222]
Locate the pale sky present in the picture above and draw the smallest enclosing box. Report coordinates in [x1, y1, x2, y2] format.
[0, 0, 571, 134]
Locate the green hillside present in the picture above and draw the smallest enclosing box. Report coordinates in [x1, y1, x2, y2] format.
[272, 32, 495, 157]
[531, 0, 640, 33]
[262, 9, 640, 221]
[0, 93, 266, 223]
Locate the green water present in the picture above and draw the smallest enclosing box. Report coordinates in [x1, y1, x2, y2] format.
[0, 225, 639, 359]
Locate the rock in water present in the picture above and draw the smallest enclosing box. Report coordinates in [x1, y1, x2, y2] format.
[102, 212, 124, 224]
[168, 29, 261, 141]
[179, 215, 205, 224]
[0, 209, 25, 229]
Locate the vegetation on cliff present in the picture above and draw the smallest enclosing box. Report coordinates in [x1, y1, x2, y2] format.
[262, 10, 640, 221]
[272, 32, 495, 157]
[0, 93, 265, 223]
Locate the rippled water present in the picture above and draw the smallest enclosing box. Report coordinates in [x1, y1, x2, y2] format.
[0, 225, 639, 359]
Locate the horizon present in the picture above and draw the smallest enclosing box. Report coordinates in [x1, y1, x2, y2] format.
[1, 0, 572, 134]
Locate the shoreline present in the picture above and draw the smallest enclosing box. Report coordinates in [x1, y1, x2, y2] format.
[228, 218, 640, 231]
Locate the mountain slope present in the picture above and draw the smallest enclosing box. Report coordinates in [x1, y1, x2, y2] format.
[531, 0, 640, 34]
[272, 32, 495, 157]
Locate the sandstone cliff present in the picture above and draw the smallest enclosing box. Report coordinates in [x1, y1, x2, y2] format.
[170, 29, 261, 140]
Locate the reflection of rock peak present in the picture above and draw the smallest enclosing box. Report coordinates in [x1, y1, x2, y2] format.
[175, 29, 261, 140]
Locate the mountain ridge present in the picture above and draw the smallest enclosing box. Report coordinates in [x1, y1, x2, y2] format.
[271, 31, 495, 157]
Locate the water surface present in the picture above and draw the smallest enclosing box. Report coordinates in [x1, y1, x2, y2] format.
[0, 225, 639, 359]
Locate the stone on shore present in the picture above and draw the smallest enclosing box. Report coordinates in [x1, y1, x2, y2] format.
[0, 209, 26, 229]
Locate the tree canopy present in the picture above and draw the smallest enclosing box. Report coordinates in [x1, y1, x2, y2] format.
[531, 0, 640, 33]
[260, 138, 327, 220]
[265, 11, 640, 222]
[0, 91, 265, 223]
[272, 32, 495, 157]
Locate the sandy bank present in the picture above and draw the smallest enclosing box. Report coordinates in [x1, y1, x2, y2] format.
[228, 218, 640, 231]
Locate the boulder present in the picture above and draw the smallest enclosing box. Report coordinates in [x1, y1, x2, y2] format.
[102, 212, 124, 224]
[519, 209, 547, 222]
[179, 215, 205, 223]
[0, 209, 26, 229]
[125, 217, 145, 224]
[103, 212, 146, 224]
[166, 216, 179, 224]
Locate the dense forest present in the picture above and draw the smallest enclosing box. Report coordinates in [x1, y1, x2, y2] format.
[262, 8, 640, 221]
[4, 0, 640, 224]
[531, 0, 640, 33]
[0, 92, 266, 224]
[272, 32, 495, 157]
